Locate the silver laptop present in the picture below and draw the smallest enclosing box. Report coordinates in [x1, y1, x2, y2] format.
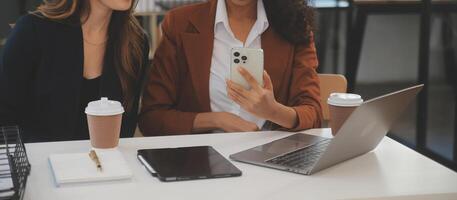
[230, 85, 423, 175]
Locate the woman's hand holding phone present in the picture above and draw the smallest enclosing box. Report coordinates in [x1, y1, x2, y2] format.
[227, 67, 276, 119]
[227, 67, 298, 129]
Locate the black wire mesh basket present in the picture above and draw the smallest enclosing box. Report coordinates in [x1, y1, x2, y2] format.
[0, 126, 31, 200]
[155, 0, 206, 10]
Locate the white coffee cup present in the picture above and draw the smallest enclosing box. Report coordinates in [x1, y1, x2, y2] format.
[327, 93, 363, 135]
[85, 97, 124, 148]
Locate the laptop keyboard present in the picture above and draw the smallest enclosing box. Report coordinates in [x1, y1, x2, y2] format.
[265, 139, 331, 170]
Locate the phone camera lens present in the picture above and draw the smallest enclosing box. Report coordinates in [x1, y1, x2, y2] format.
[234, 52, 240, 57]
[234, 59, 240, 64]
[241, 56, 247, 60]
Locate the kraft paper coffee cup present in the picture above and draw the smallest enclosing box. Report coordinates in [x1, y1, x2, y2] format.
[85, 97, 124, 148]
[328, 93, 363, 136]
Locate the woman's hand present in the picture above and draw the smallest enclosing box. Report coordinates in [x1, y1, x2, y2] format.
[227, 67, 298, 129]
[227, 67, 277, 119]
[193, 112, 259, 133]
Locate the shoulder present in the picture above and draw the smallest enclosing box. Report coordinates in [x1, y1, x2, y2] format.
[6, 14, 44, 42]
[15, 13, 78, 32]
[12, 14, 40, 32]
[167, 1, 209, 19]
[10, 13, 81, 47]
[10, 13, 68, 42]
[15, 13, 60, 28]
[162, 2, 211, 31]
[15, 13, 44, 25]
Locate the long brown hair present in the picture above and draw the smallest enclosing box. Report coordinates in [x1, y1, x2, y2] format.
[35, 0, 146, 111]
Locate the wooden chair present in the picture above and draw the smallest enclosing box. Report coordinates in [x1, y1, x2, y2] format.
[318, 74, 348, 121]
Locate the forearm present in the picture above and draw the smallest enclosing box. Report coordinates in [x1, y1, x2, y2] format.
[138, 109, 198, 136]
[192, 112, 222, 133]
[268, 103, 298, 129]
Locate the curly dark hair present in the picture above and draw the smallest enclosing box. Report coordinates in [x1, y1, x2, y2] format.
[263, 0, 315, 46]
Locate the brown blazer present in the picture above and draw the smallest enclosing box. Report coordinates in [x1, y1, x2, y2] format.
[139, 0, 322, 136]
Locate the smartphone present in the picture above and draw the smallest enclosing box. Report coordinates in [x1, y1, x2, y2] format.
[230, 47, 264, 90]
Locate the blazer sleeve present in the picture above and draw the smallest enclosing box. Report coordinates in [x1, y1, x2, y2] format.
[286, 35, 323, 131]
[138, 13, 198, 136]
[0, 15, 39, 126]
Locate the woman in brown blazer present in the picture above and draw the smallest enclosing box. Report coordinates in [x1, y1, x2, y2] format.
[139, 0, 322, 136]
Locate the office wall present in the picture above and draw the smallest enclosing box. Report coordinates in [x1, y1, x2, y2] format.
[358, 15, 420, 83]
[318, 12, 455, 84]
[358, 14, 452, 84]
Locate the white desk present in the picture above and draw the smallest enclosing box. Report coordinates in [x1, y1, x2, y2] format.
[24, 129, 457, 200]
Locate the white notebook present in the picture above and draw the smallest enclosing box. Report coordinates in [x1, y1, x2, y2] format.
[49, 148, 132, 186]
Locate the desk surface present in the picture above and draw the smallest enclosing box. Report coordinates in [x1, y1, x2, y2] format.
[24, 129, 457, 200]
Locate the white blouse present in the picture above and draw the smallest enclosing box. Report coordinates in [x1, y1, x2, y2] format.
[209, 0, 269, 129]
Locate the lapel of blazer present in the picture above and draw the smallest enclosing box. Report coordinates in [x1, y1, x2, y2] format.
[261, 27, 293, 98]
[181, 0, 217, 112]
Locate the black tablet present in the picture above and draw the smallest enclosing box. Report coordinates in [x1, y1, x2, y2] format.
[137, 146, 242, 182]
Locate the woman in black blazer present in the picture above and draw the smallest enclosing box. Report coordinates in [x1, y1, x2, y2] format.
[0, 0, 149, 142]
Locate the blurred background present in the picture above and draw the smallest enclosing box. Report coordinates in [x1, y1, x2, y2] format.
[0, 0, 456, 171]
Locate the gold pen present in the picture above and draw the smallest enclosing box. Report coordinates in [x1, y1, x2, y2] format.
[89, 150, 103, 172]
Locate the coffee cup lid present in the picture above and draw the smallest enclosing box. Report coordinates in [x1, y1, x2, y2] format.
[85, 97, 124, 116]
[328, 93, 363, 107]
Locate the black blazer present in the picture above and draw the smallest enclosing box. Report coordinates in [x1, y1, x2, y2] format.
[0, 14, 149, 142]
